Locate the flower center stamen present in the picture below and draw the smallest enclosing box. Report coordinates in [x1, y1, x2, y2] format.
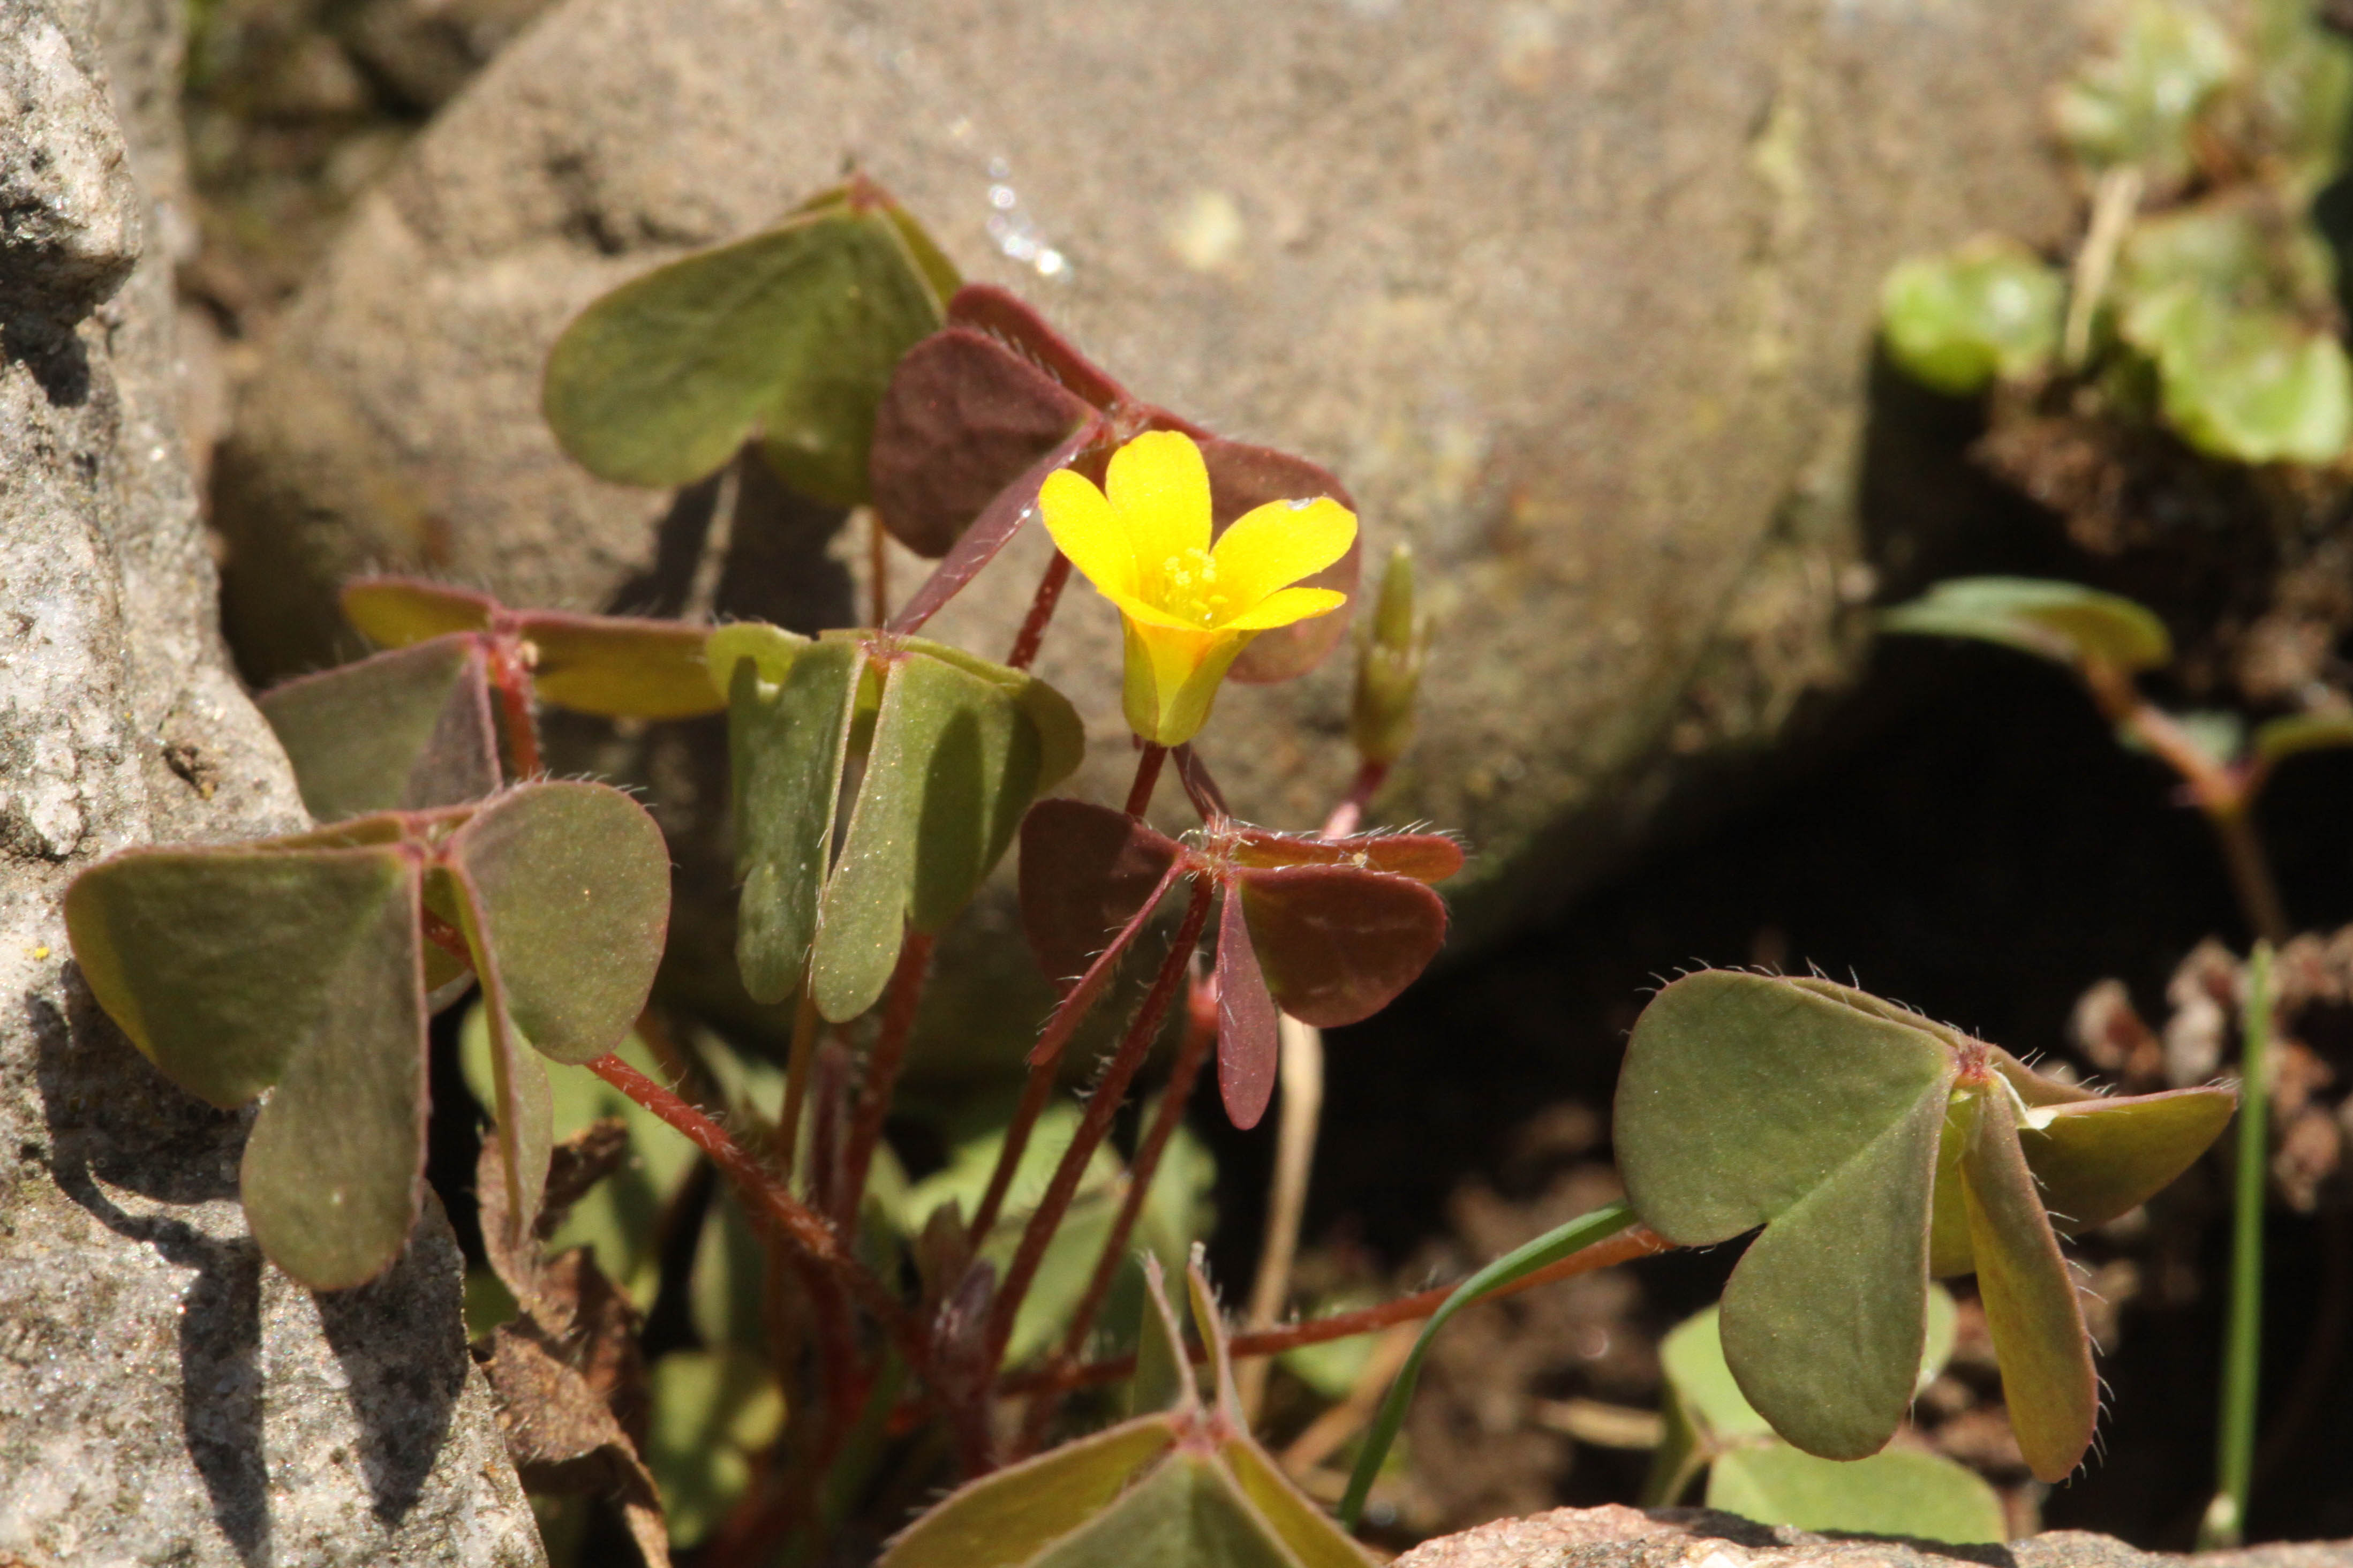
[1157, 547, 1230, 625]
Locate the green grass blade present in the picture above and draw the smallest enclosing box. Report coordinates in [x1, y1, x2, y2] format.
[1337, 1201, 1636, 1529]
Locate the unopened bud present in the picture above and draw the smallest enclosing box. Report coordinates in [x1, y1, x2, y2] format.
[1350, 544, 1429, 766]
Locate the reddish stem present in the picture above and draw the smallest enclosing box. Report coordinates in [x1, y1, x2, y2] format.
[1007, 552, 1075, 673]
[583, 1054, 925, 1367]
[2080, 661, 2290, 945]
[420, 911, 471, 965]
[999, 1224, 1673, 1398]
[869, 509, 891, 628]
[969, 1064, 1059, 1246]
[836, 932, 934, 1237]
[1321, 760, 1390, 840]
[485, 633, 542, 779]
[983, 881, 1213, 1373]
[1126, 743, 1168, 817]
[1172, 744, 1230, 822]
[974, 855, 1191, 1243]
[1015, 967, 1220, 1454]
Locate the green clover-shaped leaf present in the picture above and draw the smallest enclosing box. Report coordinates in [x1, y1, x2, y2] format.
[544, 179, 956, 504]
[1616, 971, 2233, 1482]
[1880, 238, 2064, 396]
[1881, 576, 2172, 673]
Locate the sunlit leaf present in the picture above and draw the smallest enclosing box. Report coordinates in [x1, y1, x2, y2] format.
[1879, 238, 2064, 396]
[544, 182, 952, 502]
[519, 611, 721, 719]
[1880, 576, 2173, 672]
[946, 284, 1130, 410]
[811, 644, 1066, 1020]
[1219, 1439, 1375, 1568]
[1960, 1086, 2098, 1483]
[717, 630, 859, 1002]
[1706, 1445, 2006, 1544]
[441, 782, 672, 1065]
[2056, 0, 2239, 185]
[259, 636, 501, 821]
[874, 1418, 1180, 1568]
[2115, 202, 2337, 334]
[341, 576, 495, 647]
[1234, 864, 1449, 1029]
[1132, 1252, 1200, 1415]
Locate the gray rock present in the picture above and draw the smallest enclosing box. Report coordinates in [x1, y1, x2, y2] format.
[213, 0, 2091, 973]
[0, 0, 141, 322]
[1391, 1505, 2353, 1568]
[0, 0, 544, 1559]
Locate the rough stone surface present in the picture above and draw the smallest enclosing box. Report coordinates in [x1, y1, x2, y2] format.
[211, 0, 2101, 948]
[0, 0, 545, 1560]
[1391, 1506, 2353, 1568]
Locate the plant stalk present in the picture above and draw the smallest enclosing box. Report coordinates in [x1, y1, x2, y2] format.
[2201, 939, 2273, 1549]
[1126, 743, 1167, 817]
[983, 881, 1212, 1373]
[836, 932, 934, 1237]
[1012, 968, 1219, 1454]
[1007, 552, 1074, 672]
[584, 1053, 926, 1368]
[996, 1224, 1672, 1399]
[1236, 1012, 1325, 1420]
[776, 982, 823, 1176]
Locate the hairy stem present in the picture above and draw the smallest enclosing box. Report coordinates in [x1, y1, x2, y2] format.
[584, 1053, 925, 1368]
[2202, 940, 2273, 1549]
[1007, 552, 1075, 672]
[998, 1224, 1673, 1398]
[984, 881, 1213, 1373]
[836, 932, 934, 1237]
[1126, 743, 1168, 817]
[1321, 760, 1390, 840]
[1012, 968, 1219, 1454]
[970, 861, 1189, 1243]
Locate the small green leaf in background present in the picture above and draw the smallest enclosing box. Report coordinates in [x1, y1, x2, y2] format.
[2253, 707, 2353, 764]
[542, 178, 957, 504]
[2056, 0, 2239, 186]
[2114, 202, 2337, 332]
[1880, 576, 2174, 672]
[2135, 291, 2353, 464]
[1646, 1299, 2001, 1546]
[1880, 238, 2065, 396]
[644, 1348, 786, 1549]
[260, 636, 501, 821]
[1613, 971, 2234, 1483]
[1709, 1446, 2005, 1546]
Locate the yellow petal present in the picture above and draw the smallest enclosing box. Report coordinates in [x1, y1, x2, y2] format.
[1105, 430, 1212, 570]
[1038, 469, 1138, 600]
[1222, 585, 1347, 631]
[1102, 586, 1215, 634]
[1122, 619, 1252, 747]
[1208, 496, 1356, 609]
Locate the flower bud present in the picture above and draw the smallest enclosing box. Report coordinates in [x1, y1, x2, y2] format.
[1349, 544, 1429, 766]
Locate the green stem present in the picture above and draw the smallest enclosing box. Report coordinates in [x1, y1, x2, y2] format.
[1339, 1201, 1641, 1531]
[2201, 939, 2272, 1550]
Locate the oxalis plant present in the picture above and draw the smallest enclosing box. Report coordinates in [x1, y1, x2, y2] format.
[68, 176, 2236, 1562]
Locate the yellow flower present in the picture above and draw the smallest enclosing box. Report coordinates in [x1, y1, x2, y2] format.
[1039, 432, 1356, 747]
